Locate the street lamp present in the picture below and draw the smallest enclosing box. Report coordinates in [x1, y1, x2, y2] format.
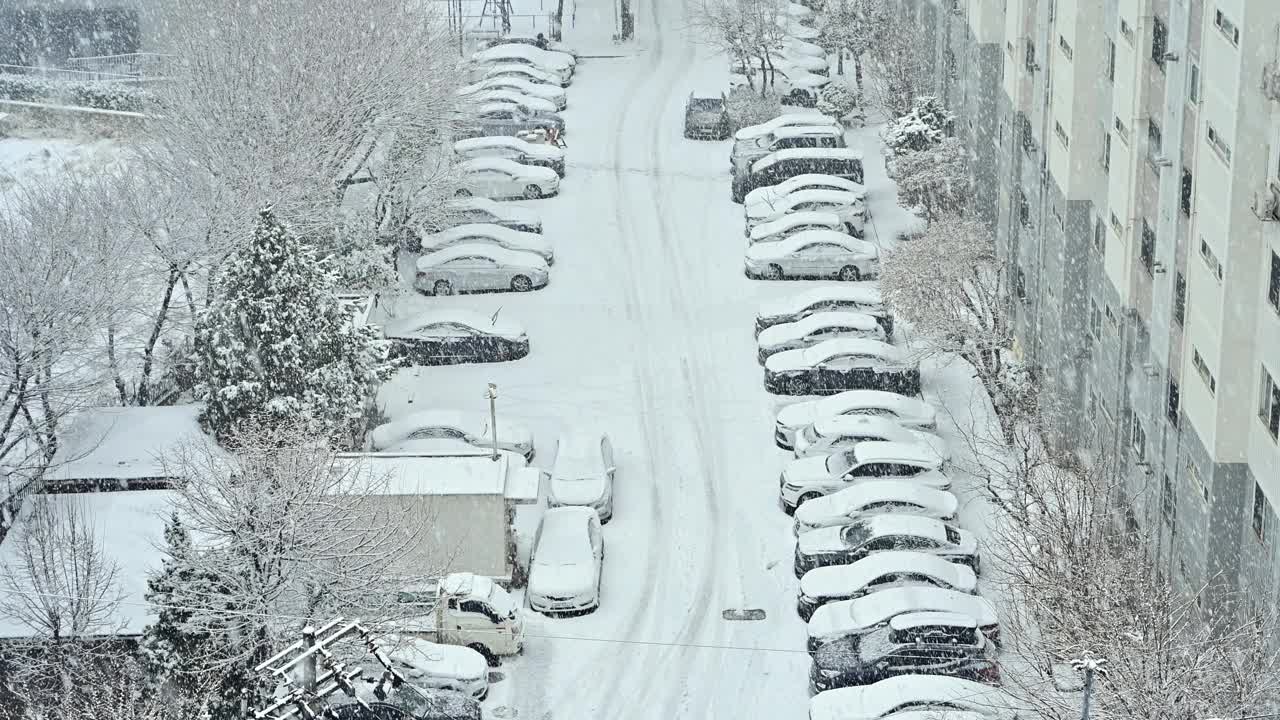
[486, 383, 500, 460]
[1069, 655, 1108, 720]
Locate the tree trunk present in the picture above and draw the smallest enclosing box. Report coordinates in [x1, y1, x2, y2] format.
[106, 324, 130, 405]
[136, 267, 181, 406]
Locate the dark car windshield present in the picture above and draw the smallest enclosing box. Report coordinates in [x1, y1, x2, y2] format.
[689, 98, 724, 111]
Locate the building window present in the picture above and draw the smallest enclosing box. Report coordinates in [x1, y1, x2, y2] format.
[1215, 8, 1241, 46]
[1131, 415, 1147, 461]
[1105, 304, 1117, 325]
[1162, 474, 1176, 520]
[1252, 482, 1268, 542]
[1094, 216, 1106, 253]
[1059, 35, 1073, 60]
[1180, 168, 1193, 215]
[1189, 62, 1200, 103]
[1152, 16, 1168, 69]
[1120, 18, 1135, 45]
[1115, 117, 1130, 144]
[1025, 38, 1037, 71]
[1187, 462, 1209, 502]
[946, 49, 957, 80]
[1268, 251, 1280, 312]
[1167, 378, 1180, 426]
[1207, 123, 1232, 163]
[1021, 115, 1035, 155]
[1015, 267, 1027, 300]
[1101, 130, 1112, 171]
[1199, 238, 1224, 281]
[1017, 188, 1031, 226]
[1192, 347, 1217, 394]
[1105, 38, 1116, 81]
[1054, 121, 1070, 148]
[1260, 367, 1280, 439]
[1089, 300, 1102, 338]
[1140, 220, 1156, 274]
[1110, 211, 1123, 235]
[1174, 271, 1186, 326]
[1148, 118, 1162, 155]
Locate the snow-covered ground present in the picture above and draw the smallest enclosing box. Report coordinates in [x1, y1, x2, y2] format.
[0, 133, 119, 196]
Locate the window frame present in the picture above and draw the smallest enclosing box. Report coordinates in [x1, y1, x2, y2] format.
[1140, 219, 1156, 274]
[1173, 271, 1186, 326]
[1268, 251, 1280, 313]
[1260, 367, 1280, 440]
[1151, 15, 1168, 69]
[1252, 482, 1268, 542]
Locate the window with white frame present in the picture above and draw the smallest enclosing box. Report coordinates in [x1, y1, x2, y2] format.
[1192, 347, 1217, 394]
[1059, 35, 1073, 61]
[1260, 366, 1280, 439]
[1131, 415, 1147, 461]
[1199, 237, 1224, 281]
[1115, 117, 1130, 144]
[1055, 121, 1069, 148]
[1215, 8, 1241, 46]
[1189, 61, 1200, 104]
[1207, 123, 1232, 163]
[1120, 18, 1135, 45]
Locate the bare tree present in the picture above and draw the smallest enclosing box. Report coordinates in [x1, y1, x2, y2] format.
[863, 8, 932, 119]
[816, 0, 891, 88]
[688, 0, 790, 96]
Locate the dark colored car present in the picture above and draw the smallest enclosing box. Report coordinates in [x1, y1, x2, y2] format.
[455, 103, 565, 140]
[684, 92, 731, 139]
[385, 311, 530, 366]
[427, 197, 542, 235]
[763, 339, 921, 396]
[808, 612, 1000, 693]
[732, 148, 864, 203]
[793, 515, 978, 578]
[328, 686, 481, 720]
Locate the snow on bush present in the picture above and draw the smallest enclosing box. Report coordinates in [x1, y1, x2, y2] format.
[880, 95, 954, 156]
[886, 136, 969, 220]
[816, 83, 859, 121]
[725, 86, 783, 131]
[0, 74, 154, 112]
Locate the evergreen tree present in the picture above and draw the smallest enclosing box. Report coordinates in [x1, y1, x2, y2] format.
[191, 207, 394, 440]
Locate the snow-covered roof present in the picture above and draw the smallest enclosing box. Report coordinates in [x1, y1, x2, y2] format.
[472, 44, 572, 69]
[445, 197, 538, 222]
[0, 489, 175, 639]
[851, 439, 941, 467]
[43, 405, 220, 483]
[471, 89, 557, 112]
[383, 309, 525, 340]
[808, 675, 1011, 720]
[758, 285, 883, 318]
[416, 242, 547, 270]
[813, 390, 933, 420]
[750, 211, 843, 239]
[334, 450, 538, 500]
[863, 514, 950, 543]
[382, 635, 488, 682]
[799, 550, 975, 599]
[771, 125, 843, 140]
[752, 147, 863, 172]
[428, 223, 521, 243]
[756, 189, 866, 218]
[784, 38, 825, 56]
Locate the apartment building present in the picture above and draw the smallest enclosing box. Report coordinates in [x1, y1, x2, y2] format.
[908, 0, 1280, 618]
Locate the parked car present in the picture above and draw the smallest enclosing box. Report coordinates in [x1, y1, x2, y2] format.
[434, 197, 542, 234]
[809, 614, 999, 693]
[528, 506, 604, 615]
[333, 688, 482, 720]
[472, 44, 574, 79]
[773, 45, 829, 73]
[757, 311, 885, 364]
[384, 310, 528, 365]
[747, 211, 846, 245]
[774, 390, 938, 449]
[415, 244, 548, 295]
[732, 125, 846, 178]
[470, 88, 559, 114]
[796, 551, 977, 620]
[793, 482, 958, 535]
[547, 430, 617, 522]
[456, 103, 564, 141]
[375, 636, 491, 700]
[744, 173, 865, 213]
[456, 158, 560, 200]
[475, 35, 577, 57]
[806, 587, 1000, 652]
[745, 189, 866, 236]
[764, 339, 919, 396]
[745, 230, 879, 282]
[734, 112, 839, 143]
[482, 63, 568, 88]
[794, 514, 979, 577]
[779, 441, 948, 511]
[418, 223, 553, 263]
[782, 37, 826, 57]
[808, 675, 1013, 720]
[459, 76, 568, 109]
[453, 136, 565, 176]
[369, 410, 535, 460]
[684, 91, 732, 139]
[793, 415, 948, 460]
[756, 285, 889, 338]
[729, 60, 828, 106]
[734, 148, 865, 202]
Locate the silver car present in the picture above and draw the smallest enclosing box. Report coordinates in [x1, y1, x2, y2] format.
[418, 223, 554, 264]
[414, 243, 549, 295]
[456, 158, 560, 200]
[744, 229, 880, 281]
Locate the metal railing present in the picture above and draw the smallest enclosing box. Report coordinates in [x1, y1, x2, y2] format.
[0, 63, 139, 84]
[62, 52, 176, 81]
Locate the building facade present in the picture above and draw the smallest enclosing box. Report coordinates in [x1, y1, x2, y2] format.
[908, 0, 1280, 618]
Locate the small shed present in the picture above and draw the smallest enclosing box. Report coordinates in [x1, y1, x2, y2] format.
[42, 405, 220, 492]
[335, 450, 539, 584]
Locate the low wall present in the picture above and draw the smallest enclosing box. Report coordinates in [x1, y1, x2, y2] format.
[0, 98, 149, 137]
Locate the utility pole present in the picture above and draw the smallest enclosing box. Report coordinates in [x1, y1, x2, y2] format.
[486, 383, 500, 461]
[1069, 655, 1108, 720]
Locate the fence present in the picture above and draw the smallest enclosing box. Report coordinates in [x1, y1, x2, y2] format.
[0, 63, 139, 85]
[62, 53, 176, 81]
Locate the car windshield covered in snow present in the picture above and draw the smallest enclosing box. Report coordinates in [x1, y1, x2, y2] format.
[839, 522, 872, 547]
[688, 97, 724, 111]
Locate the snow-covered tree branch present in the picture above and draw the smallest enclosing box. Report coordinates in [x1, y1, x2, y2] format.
[862, 6, 933, 119]
[688, 0, 790, 95]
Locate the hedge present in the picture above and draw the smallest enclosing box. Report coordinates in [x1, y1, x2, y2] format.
[0, 74, 155, 113]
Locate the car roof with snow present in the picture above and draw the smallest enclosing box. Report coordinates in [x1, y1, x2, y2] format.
[445, 196, 536, 218]
[384, 310, 525, 339]
[454, 135, 533, 151]
[484, 62, 559, 78]
[771, 124, 844, 140]
[383, 636, 487, 681]
[764, 174, 866, 196]
[460, 156, 543, 173]
[860, 514, 953, 542]
[760, 311, 880, 342]
[537, 506, 598, 560]
[751, 211, 844, 237]
[812, 390, 933, 419]
[735, 112, 838, 139]
[772, 188, 866, 208]
[428, 222, 523, 242]
[749, 230, 876, 260]
[370, 410, 532, 448]
[416, 242, 546, 268]
[554, 430, 606, 475]
[752, 147, 863, 171]
[810, 413, 913, 439]
[472, 88, 551, 105]
[473, 43, 569, 64]
[799, 550, 975, 598]
[798, 481, 955, 519]
[799, 338, 903, 365]
[808, 675, 1012, 720]
[840, 586, 997, 630]
[850, 440, 941, 466]
[889, 611, 978, 632]
[759, 285, 883, 317]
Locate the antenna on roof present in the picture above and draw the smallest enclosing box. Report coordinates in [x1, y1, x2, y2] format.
[490, 306, 502, 325]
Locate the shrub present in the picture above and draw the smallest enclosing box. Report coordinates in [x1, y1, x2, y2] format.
[0, 74, 154, 113]
[881, 95, 955, 156]
[816, 83, 859, 121]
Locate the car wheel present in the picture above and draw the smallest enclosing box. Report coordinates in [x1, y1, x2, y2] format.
[510, 275, 534, 292]
[797, 492, 823, 508]
[523, 184, 544, 199]
[433, 280, 453, 296]
[838, 265, 861, 281]
[763, 264, 784, 280]
[454, 188, 472, 197]
[785, 377, 811, 395]
[468, 643, 500, 667]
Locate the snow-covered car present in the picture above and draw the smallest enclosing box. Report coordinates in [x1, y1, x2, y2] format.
[475, 35, 577, 58]
[528, 506, 604, 615]
[460, 75, 568, 109]
[736, 148, 865, 203]
[743, 173, 866, 212]
[808, 675, 1013, 720]
[418, 223, 554, 264]
[776, 14, 821, 40]
[547, 430, 617, 522]
[747, 211, 846, 245]
[809, 614, 999, 693]
[793, 415, 949, 460]
[684, 92, 732, 139]
[734, 112, 839, 142]
[483, 62, 569, 88]
[384, 310, 529, 366]
[369, 409, 535, 460]
[774, 390, 937, 449]
[745, 189, 867, 236]
[778, 442, 948, 512]
[796, 551, 977, 620]
[793, 514, 979, 577]
[456, 158, 560, 200]
[472, 44, 574, 81]
[376, 636, 491, 700]
[806, 587, 1000, 652]
[457, 103, 564, 141]
[732, 125, 845, 177]
[793, 481, 958, 535]
[764, 339, 919, 396]
[782, 37, 826, 57]
[745, 230, 879, 282]
[756, 285, 888, 338]
[757, 311, 885, 364]
[768, 45, 828, 73]
[437, 197, 542, 235]
[453, 136, 566, 176]
[470, 88, 559, 114]
[415, 243, 549, 295]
